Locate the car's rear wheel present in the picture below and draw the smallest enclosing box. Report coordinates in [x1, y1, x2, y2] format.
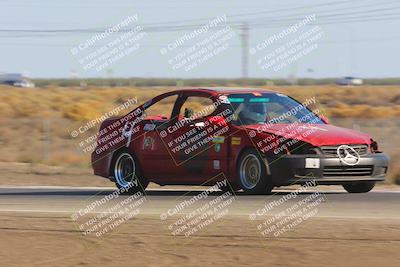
[112, 150, 148, 193]
[238, 149, 273, 195]
[342, 181, 375, 193]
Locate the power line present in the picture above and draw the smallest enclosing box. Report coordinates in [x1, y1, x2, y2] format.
[2, 0, 399, 34]
[2, 0, 399, 78]
[1, 35, 400, 47]
[229, 0, 400, 22]
[1, 12, 399, 36]
[131, 0, 364, 26]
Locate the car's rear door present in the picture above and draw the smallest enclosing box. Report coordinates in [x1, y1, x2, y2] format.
[135, 92, 181, 180]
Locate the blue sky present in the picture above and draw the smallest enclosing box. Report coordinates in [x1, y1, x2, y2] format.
[0, 0, 399, 78]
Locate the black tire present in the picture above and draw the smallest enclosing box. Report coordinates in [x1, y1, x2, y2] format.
[111, 149, 149, 194]
[219, 181, 241, 193]
[342, 181, 375, 193]
[237, 149, 273, 195]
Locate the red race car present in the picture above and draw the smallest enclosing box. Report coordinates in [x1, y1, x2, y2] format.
[91, 88, 389, 194]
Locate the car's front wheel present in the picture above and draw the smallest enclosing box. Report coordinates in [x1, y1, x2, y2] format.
[342, 181, 375, 193]
[238, 149, 273, 195]
[112, 150, 148, 194]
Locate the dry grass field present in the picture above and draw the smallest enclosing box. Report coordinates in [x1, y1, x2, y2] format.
[0, 85, 399, 183]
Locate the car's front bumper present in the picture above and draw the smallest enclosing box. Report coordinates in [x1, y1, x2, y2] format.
[266, 153, 389, 186]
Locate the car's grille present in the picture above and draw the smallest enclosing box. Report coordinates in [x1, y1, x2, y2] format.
[320, 144, 368, 157]
[323, 165, 373, 177]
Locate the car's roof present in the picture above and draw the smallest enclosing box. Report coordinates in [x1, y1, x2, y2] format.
[171, 87, 276, 95]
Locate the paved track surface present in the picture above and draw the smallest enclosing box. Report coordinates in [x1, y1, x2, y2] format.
[0, 186, 399, 219]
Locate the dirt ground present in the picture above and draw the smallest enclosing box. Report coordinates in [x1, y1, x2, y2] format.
[0, 213, 399, 267]
[0, 162, 113, 187]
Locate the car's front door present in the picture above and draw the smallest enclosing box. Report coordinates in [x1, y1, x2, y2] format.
[163, 92, 231, 184]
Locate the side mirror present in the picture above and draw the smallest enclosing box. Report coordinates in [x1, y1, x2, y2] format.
[319, 115, 329, 124]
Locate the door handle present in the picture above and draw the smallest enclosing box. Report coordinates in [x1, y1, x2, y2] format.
[191, 122, 205, 128]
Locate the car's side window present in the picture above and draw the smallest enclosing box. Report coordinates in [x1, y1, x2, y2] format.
[143, 94, 178, 120]
[178, 96, 216, 120]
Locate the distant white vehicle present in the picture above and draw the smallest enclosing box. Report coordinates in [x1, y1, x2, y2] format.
[336, 76, 363, 86]
[0, 73, 35, 88]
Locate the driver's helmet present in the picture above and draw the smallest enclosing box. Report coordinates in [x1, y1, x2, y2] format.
[239, 103, 267, 124]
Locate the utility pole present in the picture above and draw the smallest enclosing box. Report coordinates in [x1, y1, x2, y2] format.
[43, 119, 50, 163]
[239, 22, 249, 79]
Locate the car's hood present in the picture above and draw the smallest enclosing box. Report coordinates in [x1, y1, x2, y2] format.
[244, 123, 372, 146]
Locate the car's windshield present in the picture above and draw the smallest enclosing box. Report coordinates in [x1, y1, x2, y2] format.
[223, 93, 323, 126]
